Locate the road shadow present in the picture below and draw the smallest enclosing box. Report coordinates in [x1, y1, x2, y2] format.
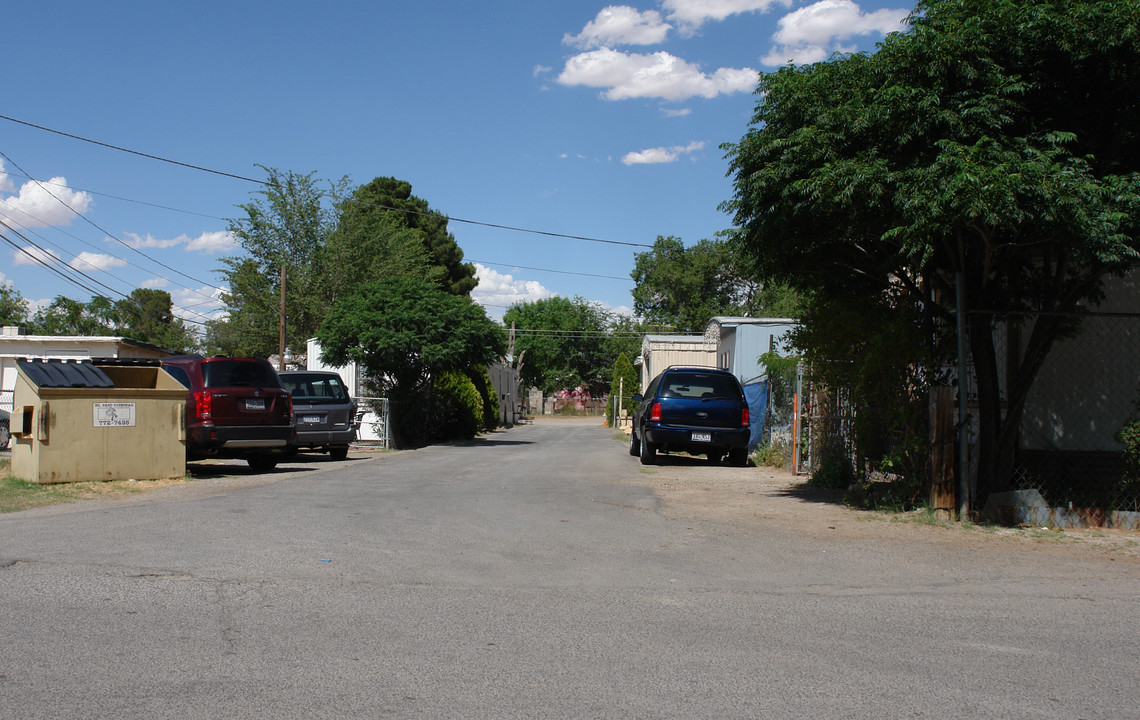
[186, 460, 324, 478]
[647, 453, 746, 468]
[775, 482, 847, 506]
[450, 436, 534, 448]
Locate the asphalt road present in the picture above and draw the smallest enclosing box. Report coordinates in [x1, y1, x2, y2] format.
[1, 419, 1137, 719]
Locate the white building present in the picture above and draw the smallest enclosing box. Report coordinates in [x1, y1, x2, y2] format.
[0, 326, 171, 411]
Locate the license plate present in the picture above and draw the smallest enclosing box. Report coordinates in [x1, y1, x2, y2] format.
[245, 398, 265, 410]
[692, 431, 712, 442]
[301, 415, 321, 424]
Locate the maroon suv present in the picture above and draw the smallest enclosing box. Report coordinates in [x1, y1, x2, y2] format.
[161, 355, 295, 471]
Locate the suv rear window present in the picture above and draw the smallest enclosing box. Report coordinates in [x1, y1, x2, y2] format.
[281, 374, 350, 403]
[201, 360, 281, 389]
[661, 373, 741, 399]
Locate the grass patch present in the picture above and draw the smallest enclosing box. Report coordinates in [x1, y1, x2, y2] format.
[0, 460, 191, 514]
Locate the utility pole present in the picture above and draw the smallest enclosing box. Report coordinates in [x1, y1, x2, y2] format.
[278, 264, 286, 371]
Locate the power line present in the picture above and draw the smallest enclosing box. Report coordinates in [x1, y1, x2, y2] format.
[0, 113, 655, 249]
[472, 260, 633, 282]
[0, 150, 227, 304]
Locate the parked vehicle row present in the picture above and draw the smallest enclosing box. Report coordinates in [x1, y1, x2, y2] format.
[629, 367, 751, 467]
[159, 356, 356, 470]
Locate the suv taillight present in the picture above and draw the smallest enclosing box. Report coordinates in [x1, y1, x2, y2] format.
[741, 406, 750, 428]
[650, 401, 662, 422]
[192, 390, 212, 420]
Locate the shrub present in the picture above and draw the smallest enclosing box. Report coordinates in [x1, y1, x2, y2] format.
[430, 370, 483, 442]
[468, 368, 499, 431]
[753, 441, 789, 469]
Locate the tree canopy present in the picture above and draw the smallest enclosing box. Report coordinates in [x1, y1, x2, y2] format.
[723, 0, 1140, 502]
[217, 166, 349, 357]
[317, 277, 504, 447]
[502, 296, 617, 396]
[631, 235, 800, 333]
[213, 170, 477, 358]
[346, 177, 477, 296]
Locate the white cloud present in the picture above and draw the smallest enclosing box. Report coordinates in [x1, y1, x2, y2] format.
[623, 140, 706, 165]
[171, 285, 228, 321]
[140, 277, 170, 289]
[0, 160, 14, 193]
[13, 245, 61, 267]
[663, 0, 793, 33]
[122, 230, 236, 253]
[472, 264, 554, 317]
[0, 175, 92, 227]
[564, 6, 672, 48]
[557, 48, 756, 101]
[185, 230, 236, 253]
[69, 251, 126, 272]
[762, 0, 909, 66]
[661, 107, 692, 117]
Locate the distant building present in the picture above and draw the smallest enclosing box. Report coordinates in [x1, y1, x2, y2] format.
[0, 326, 171, 411]
[638, 334, 716, 392]
[703, 317, 798, 385]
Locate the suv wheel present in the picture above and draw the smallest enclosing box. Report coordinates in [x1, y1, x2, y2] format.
[628, 429, 640, 456]
[639, 432, 656, 465]
[329, 446, 349, 461]
[728, 447, 748, 467]
[0, 420, 8, 450]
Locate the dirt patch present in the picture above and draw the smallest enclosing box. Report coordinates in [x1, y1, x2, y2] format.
[629, 452, 1140, 561]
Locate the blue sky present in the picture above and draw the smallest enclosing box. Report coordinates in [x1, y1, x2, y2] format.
[1, 0, 911, 329]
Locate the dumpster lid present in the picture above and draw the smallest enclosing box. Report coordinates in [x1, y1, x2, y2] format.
[91, 357, 162, 367]
[16, 358, 116, 389]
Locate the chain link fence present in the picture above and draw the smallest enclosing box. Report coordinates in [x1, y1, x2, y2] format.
[1006, 312, 1140, 513]
[784, 311, 1140, 514]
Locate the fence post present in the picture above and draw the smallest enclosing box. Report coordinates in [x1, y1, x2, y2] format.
[930, 385, 956, 519]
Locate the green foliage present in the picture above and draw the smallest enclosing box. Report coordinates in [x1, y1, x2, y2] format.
[324, 183, 437, 303]
[468, 368, 499, 431]
[723, 0, 1140, 500]
[430, 370, 483, 442]
[606, 353, 639, 427]
[218, 166, 349, 357]
[22, 290, 194, 352]
[503, 296, 614, 395]
[753, 441, 789, 469]
[317, 277, 504, 448]
[1119, 420, 1140, 481]
[344, 177, 476, 296]
[794, 295, 934, 482]
[631, 235, 802, 333]
[0, 284, 29, 327]
[810, 443, 856, 490]
[29, 296, 117, 336]
[115, 289, 196, 352]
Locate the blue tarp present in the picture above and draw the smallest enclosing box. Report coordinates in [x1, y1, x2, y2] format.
[743, 379, 768, 449]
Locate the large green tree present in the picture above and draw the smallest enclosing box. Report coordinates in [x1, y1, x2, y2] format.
[115, 288, 196, 352]
[0, 284, 29, 327]
[30, 296, 117, 336]
[723, 0, 1140, 503]
[344, 177, 477, 296]
[323, 187, 436, 304]
[219, 166, 349, 357]
[317, 277, 504, 448]
[503, 296, 615, 395]
[632, 235, 800, 332]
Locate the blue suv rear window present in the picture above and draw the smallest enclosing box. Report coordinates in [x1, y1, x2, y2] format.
[661, 373, 741, 399]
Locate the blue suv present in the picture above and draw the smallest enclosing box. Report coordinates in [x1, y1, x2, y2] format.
[630, 367, 751, 466]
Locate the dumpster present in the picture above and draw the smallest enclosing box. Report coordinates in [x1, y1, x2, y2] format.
[10, 358, 186, 484]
